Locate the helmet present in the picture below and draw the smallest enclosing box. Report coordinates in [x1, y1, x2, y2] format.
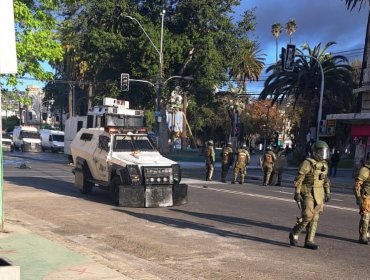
[266, 146, 272, 151]
[240, 143, 247, 149]
[227, 142, 232, 147]
[208, 140, 214, 146]
[311, 140, 329, 161]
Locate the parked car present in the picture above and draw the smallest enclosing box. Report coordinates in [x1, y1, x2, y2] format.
[2, 132, 14, 152]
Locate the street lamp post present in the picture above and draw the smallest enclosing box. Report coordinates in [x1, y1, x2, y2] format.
[298, 55, 324, 141]
[125, 11, 167, 152]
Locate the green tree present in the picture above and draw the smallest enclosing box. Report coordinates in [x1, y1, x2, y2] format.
[285, 19, 297, 43]
[345, 0, 370, 10]
[271, 23, 283, 63]
[260, 42, 353, 153]
[229, 40, 265, 94]
[49, 0, 258, 151]
[1, 0, 63, 88]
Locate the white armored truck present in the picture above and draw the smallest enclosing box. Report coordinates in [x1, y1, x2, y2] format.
[69, 97, 188, 207]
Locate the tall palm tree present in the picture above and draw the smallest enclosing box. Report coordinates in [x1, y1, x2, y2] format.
[345, 0, 370, 10]
[285, 19, 297, 43]
[260, 42, 353, 149]
[229, 40, 265, 94]
[261, 42, 352, 104]
[271, 23, 282, 63]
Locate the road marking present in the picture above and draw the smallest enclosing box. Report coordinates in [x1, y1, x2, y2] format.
[189, 185, 357, 212]
[4, 175, 73, 178]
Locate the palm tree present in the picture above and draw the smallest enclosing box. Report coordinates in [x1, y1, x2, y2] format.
[271, 23, 282, 63]
[285, 19, 297, 43]
[345, 0, 370, 10]
[260, 42, 353, 154]
[229, 40, 266, 94]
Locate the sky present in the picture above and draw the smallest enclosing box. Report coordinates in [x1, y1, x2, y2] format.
[236, 0, 369, 94]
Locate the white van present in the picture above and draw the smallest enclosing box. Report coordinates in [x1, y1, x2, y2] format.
[40, 129, 64, 153]
[13, 126, 42, 152]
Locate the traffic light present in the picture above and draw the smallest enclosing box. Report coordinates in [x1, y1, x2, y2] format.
[121, 73, 130, 91]
[282, 44, 296, 72]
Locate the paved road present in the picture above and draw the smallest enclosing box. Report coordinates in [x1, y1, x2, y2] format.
[1, 151, 366, 279]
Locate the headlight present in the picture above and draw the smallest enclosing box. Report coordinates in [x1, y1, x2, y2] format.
[126, 165, 141, 183]
[144, 167, 173, 185]
[172, 164, 181, 183]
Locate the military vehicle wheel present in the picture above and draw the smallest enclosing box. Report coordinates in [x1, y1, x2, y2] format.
[75, 164, 93, 194]
[110, 176, 121, 205]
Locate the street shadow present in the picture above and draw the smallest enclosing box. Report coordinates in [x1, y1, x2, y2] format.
[4, 176, 113, 206]
[170, 209, 357, 244]
[115, 208, 290, 248]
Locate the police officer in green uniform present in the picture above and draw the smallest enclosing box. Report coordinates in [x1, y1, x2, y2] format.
[289, 140, 331, 250]
[221, 142, 234, 183]
[353, 152, 370, 245]
[232, 143, 250, 184]
[205, 140, 215, 181]
[261, 146, 276, 186]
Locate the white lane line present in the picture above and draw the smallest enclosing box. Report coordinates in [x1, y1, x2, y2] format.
[189, 185, 357, 212]
[4, 175, 73, 178]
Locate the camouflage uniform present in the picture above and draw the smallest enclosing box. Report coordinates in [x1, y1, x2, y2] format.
[221, 143, 234, 183]
[262, 147, 276, 186]
[289, 140, 331, 250]
[232, 145, 250, 184]
[270, 148, 287, 186]
[205, 141, 215, 181]
[353, 160, 370, 245]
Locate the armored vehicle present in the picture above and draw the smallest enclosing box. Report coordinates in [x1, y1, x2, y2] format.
[69, 98, 188, 207]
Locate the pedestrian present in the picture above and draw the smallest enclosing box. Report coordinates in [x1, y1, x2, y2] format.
[289, 140, 331, 250]
[221, 142, 234, 183]
[204, 140, 215, 181]
[232, 143, 250, 184]
[329, 149, 340, 177]
[353, 152, 370, 245]
[261, 146, 276, 186]
[270, 147, 287, 186]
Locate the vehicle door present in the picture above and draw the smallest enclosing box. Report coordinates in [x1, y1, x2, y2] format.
[92, 134, 110, 181]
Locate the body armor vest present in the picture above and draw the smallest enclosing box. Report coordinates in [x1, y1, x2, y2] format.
[303, 158, 327, 189]
[362, 165, 370, 195]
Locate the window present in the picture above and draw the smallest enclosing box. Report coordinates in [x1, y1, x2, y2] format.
[80, 133, 93, 141]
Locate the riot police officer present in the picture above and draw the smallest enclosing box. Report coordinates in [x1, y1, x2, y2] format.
[289, 140, 331, 250]
[205, 140, 215, 181]
[221, 142, 234, 183]
[261, 146, 276, 186]
[232, 143, 250, 184]
[353, 152, 370, 245]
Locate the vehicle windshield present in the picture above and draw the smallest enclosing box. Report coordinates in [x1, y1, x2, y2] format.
[52, 135, 64, 142]
[20, 131, 40, 139]
[113, 135, 156, 152]
[2, 133, 11, 140]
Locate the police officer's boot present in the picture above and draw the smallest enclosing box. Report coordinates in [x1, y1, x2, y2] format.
[208, 169, 213, 181]
[239, 175, 244, 184]
[289, 219, 308, 246]
[359, 214, 370, 245]
[304, 220, 319, 250]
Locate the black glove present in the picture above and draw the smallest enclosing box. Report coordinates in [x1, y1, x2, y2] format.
[294, 193, 302, 203]
[324, 193, 331, 203]
[356, 197, 363, 206]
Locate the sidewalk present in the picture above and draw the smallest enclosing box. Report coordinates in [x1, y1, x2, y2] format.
[0, 218, 133, 280]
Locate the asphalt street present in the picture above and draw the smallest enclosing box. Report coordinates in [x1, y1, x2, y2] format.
[0, 151, 366, 280]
